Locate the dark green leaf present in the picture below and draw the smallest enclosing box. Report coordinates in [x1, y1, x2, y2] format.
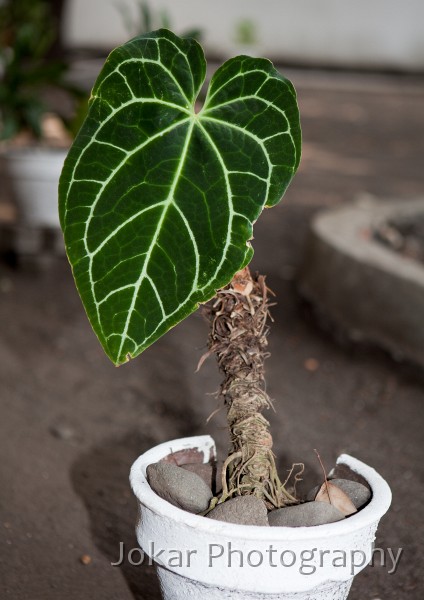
[59, 29, 301, 365]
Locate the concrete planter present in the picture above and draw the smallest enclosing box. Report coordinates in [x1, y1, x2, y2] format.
[299, 198, 424, 367]
[4, 147, 67, 228]
[130, 435, 391, 599]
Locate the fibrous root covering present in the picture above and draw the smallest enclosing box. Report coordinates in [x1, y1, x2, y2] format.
[203, 266, 301, 509]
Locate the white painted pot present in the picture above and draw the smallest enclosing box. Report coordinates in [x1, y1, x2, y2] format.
[130, 435, 391, 599]
[5, 147, 67, 228]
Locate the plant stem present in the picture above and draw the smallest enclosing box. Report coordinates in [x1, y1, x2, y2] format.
[205, 266, 297, 508]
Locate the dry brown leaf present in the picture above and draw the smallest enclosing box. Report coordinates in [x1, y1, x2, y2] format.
[315, 481, 357, 516]
[232, 280, 254, 296]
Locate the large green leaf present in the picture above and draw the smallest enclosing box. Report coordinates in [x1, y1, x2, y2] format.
[59, 29, 301, 365]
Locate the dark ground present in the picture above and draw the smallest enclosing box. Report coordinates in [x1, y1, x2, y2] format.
[1, 69, 423, 599]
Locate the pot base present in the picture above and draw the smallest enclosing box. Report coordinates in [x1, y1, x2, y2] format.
[157, 566, 353, 599]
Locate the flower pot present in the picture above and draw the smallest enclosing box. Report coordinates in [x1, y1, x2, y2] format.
[130, 435, 391, 599]
[4, 147, 67, 228]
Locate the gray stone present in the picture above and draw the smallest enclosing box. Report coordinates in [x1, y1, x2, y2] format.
[206, 496, 269, 526]
[330, 463, 370, 491]
[269, 502, 345, 527]
[307, 478, 371, 509]
[146, 462, 213, 514]
[306, 484, 322, 502]
[181, 461, 223, 495]
[329, 478, 371, 508]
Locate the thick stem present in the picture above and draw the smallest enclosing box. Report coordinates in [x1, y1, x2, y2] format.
[205, 266, 297, 508]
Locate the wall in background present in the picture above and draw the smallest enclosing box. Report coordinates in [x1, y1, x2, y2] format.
[63, 0, 424, 71]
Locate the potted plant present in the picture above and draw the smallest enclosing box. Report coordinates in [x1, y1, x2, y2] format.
[0, 0, 84, 228]
[118, 0, 203, 42]
[58, 29, 391, 599]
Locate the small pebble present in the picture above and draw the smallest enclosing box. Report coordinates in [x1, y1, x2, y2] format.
[307, 478, 371, 509]
[147, 462, 213, 513]
[49, 423, 76, 441]
[206, 496, 269, 526]
[80, 554, 92, 565]
[269, 502, 345, 527]
[304, 358, 319, 372]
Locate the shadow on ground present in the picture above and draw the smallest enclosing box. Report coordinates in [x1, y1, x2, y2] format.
[71, 432, 162, 599]
[69, 340, 205, 600]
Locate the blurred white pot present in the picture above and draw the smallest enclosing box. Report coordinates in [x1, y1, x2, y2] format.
[130, 435, 391, 600]
[5, 147, 66, 228]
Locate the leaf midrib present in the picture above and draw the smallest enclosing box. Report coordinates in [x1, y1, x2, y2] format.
[115, 118, 196, 361]
[66, 117, 191, 346]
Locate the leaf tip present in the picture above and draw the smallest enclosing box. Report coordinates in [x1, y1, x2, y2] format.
[112, 351, 132, 367]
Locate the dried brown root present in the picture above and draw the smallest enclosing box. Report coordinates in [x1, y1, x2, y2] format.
[203, 266, 300, 509]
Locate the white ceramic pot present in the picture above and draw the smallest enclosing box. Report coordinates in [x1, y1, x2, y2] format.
[5, 147, 67, 227]
[130, 435, 391, 600]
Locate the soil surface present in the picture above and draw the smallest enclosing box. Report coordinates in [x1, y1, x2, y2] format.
[1, 70, 424, 599]
[375, 215, 424, 265]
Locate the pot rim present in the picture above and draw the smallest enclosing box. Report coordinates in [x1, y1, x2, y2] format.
[3, 146, 69, 158]
[130, 435, 391, 541]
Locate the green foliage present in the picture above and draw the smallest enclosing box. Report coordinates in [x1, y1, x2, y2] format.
[117, 0, 202, 41]
[59, 30, 301, 365]
[0, 0, 84, 140]
[235, 19, 258, 47]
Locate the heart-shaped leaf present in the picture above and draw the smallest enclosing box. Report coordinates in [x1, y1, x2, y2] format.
[59, 29, 301, 365]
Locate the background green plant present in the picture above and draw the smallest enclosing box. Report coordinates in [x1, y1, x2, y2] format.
[234, 18, 258, 47]
[0, 0, 84, 141]
[117, 0, 202, 41]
